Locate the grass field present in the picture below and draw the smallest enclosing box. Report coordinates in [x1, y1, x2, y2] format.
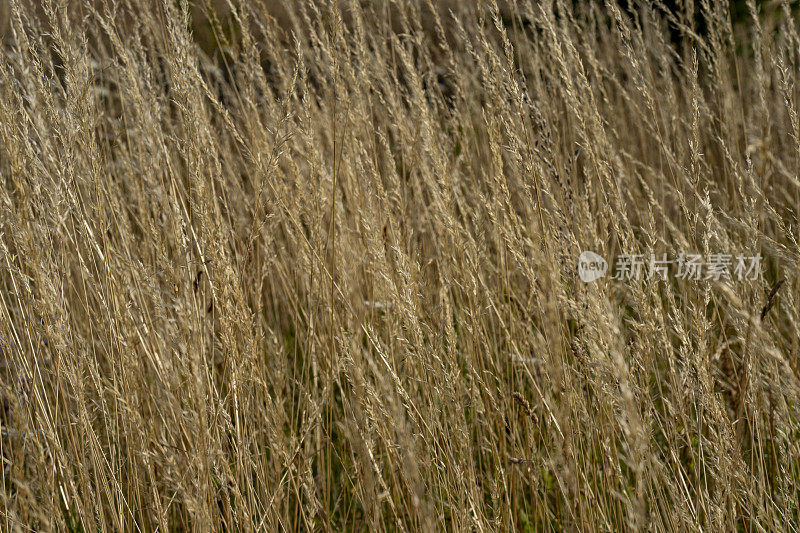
[2, 0, 800, 530]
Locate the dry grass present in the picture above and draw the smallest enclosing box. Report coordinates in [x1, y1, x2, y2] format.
[1, 0, 800, 530]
